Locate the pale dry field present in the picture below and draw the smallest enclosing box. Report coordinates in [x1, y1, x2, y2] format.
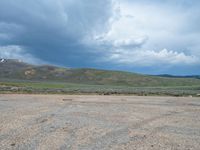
[0, 94, 200, 150]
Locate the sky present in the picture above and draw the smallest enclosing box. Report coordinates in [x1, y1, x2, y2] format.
[0, 0, 200, 75]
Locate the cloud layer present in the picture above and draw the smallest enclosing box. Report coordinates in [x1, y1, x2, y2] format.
[107, 49, 199, 67]
[0, 0, 200, 74]
[0, 0, 113, 64]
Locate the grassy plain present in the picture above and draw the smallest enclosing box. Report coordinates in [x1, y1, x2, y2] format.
[1, 80, 200, 96]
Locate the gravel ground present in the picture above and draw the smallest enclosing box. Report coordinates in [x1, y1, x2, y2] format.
[0, 94, 200, 150]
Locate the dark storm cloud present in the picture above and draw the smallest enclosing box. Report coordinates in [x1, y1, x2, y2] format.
[0, 0, 113, 66]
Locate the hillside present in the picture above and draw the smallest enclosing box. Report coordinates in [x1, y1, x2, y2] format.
[1, 59, 200, 87]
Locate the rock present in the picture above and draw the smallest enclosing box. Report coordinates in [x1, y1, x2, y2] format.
[10, 143, 16, 146]
[63, 99, 73, 101]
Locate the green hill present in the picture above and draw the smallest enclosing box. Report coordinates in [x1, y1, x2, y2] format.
[0, 59, 200, 87]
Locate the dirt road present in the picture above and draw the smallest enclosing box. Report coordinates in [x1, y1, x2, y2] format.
[0, 94, 200, 150]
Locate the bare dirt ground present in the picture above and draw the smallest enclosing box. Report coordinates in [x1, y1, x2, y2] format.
[0, 94, 200, 150]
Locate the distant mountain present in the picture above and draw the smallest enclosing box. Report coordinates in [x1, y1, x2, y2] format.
[1, 59, 200, 87]
[157, 74, 200, 79]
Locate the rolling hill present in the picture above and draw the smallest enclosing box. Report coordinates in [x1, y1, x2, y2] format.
[1, 58, 200, 87]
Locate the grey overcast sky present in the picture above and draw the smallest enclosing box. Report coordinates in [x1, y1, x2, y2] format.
[0, 0, 200, 75]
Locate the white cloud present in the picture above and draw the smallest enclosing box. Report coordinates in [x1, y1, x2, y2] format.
[107, 48, 200, 66]
[0, 45, 43, 64]
[112, 36, 148, 48]
[88, 0, 200, 68]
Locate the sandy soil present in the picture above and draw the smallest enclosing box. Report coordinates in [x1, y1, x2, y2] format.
[0, 94, 200, 150]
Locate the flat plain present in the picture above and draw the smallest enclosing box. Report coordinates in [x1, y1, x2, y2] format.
[0, 94, 200, 150]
